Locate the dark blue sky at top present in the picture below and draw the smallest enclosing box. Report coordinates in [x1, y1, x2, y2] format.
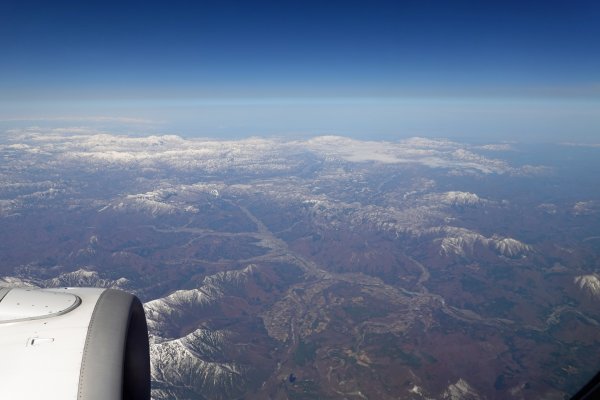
[0, 0, 599, 140]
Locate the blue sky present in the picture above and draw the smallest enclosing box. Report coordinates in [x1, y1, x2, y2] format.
[1, 0, 599, 141]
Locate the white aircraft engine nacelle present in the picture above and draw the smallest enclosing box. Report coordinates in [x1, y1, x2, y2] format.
[0, 287, 150, 400]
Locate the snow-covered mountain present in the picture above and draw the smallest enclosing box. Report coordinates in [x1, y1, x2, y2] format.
[4, 129, 543, 177]
[574, 274, 600, 299]
[0, 268, 131, 291]
[438, 227, 533, 258]
[145, 265, 256, 335]
[150, 329, 246, 400]
[44, 268, 132, 290]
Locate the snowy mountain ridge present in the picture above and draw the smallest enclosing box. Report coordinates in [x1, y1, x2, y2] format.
[5, 129, 545, 176]
[574, 274, 600, 299]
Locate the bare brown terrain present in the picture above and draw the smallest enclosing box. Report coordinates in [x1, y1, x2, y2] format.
[1, 133, 599, 399]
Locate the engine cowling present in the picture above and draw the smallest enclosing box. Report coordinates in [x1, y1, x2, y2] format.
[0, 287, 150, 400]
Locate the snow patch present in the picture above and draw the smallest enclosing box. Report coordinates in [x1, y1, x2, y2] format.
[435, 191, 487, 207]
[442, 378, 480, 400]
